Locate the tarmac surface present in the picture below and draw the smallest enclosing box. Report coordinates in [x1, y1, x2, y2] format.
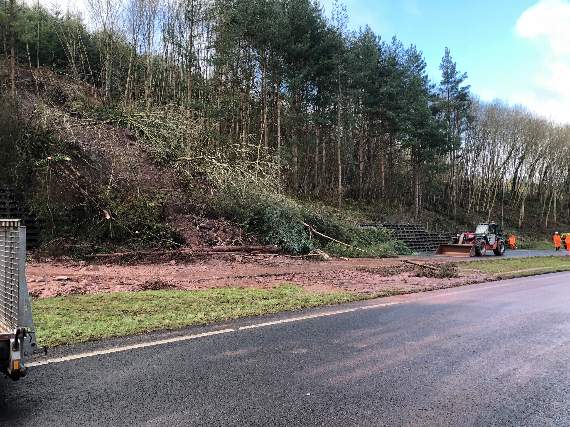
[2, 272, 570, 426]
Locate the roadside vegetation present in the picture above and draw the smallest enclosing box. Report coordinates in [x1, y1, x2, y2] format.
[2, 1, 569, 257]
[463, 257, 570, 278]
[31, 256, 570, 347]
[515, 238, 555, 250]
[33, 285, 357, 347]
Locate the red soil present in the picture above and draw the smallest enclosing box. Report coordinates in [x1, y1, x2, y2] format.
[27, 255, 489, 299]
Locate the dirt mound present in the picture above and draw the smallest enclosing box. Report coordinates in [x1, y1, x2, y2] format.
[170, 214, 258, 247]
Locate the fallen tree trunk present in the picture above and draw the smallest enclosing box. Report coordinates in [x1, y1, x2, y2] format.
[302, 222, 366, 253]
[401, 259, 440, 271]
[86, 245, 280, 260]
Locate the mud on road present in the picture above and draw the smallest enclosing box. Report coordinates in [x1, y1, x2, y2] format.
[27, 254, 489, 299]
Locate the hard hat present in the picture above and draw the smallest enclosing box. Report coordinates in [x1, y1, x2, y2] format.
[555, 231, 559, 234]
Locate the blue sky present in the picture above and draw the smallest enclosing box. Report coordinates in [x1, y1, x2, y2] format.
[320, 0, 570, 123]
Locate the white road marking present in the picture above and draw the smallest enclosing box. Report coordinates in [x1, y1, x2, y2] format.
[28, 273, 567, 367]
[239, 302, 402, 331]
[238, 307, 361, 330]
[28, 328, 235, 367]
[360, 302, 400, 310]
[30, 304, 400, 367]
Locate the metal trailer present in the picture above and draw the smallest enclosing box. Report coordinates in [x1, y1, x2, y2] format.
[0, 219, 36, 380]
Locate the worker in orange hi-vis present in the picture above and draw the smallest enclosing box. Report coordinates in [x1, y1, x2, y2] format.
[553, 232, 562, 251]
[507, 234, 517, 250]
[566, 234, 570, 254]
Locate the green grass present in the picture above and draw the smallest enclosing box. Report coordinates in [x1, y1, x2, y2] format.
[32, 285, 357, 348]
[516, 239, 554, 250]
[463, 256, 570, 278]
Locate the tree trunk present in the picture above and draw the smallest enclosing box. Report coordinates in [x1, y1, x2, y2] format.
[414, 168, 421, 220]
[336, 92, 342, 208]
[36, 2, 40, 69]
[124, 46, 136, 104]
[553, 192, 557, 225]
[380, 145, 385, 197]
[262, 54, 268, 150]
[276, 84, 281, 185]
[545, 192, 553, 230]
[358, 131, 364, 200]
[321, 132, 327, 190]
[186, 0, 195, 105]
[518, 195, 526, 229]
[9, 0, 16, 97]
[314, 126, 320, 194]
[292, 139, 298, 191]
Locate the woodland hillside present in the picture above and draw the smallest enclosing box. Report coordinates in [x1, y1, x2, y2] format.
[1, 0, 569, 254]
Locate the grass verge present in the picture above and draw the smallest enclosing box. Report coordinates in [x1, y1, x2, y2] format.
[33, 258, 570, 348]
[462, 256, 570, 279]
[516, 239, 554, 250]
[33, 285, 357, 347]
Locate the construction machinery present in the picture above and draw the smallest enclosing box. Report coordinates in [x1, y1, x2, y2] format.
[1, 220, 36, 380]
[436, 223, 506, 257]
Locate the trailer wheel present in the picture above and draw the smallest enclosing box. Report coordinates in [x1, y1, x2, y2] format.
[494, 241, 506, 256]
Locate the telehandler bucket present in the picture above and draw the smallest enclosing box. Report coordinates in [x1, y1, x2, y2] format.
[435, 243, 474, 257]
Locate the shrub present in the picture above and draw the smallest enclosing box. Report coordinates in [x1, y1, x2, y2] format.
[245, 201, 314, 254]
[207, 166, 409, 256]
[91, 192, 183, 248]
[325, 240, 410, 258]
[414, 263, 459, 279]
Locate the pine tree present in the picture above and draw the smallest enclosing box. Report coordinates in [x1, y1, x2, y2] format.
[437, 47, 471, 214]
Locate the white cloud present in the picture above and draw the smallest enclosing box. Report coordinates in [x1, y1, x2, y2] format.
[516, 0, 570, 55]
[514, 0, 570, 123]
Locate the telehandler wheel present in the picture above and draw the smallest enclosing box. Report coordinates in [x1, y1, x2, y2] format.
[494, 241, 506, 256]
[475, 241, 486, 257]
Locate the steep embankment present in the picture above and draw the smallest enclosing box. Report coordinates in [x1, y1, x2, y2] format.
[3, 68, 403, 256]
[3, 68, 258, 252]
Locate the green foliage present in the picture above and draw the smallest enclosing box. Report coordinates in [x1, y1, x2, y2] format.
[0, 97, 180, 250]
[245, 200, 314, 254]
[4, 0, 567, 235]
[212, 171, 313, 254]
[513, 237, 553, 250]
[92, 192, 183, 249]
[30, 181, 181, 251]
[0, 97, 77, 191]
[325, 240, 409, 258]
[117, 107, 198, 165]
[436, 47, 472, 152]
[203, 156, 409, 255]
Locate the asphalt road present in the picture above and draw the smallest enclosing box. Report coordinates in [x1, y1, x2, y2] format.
[2, 272, 570, 426]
